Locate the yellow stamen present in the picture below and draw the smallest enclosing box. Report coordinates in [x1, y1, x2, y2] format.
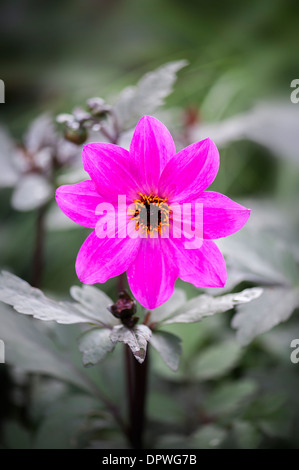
[130, 192, 171, 237]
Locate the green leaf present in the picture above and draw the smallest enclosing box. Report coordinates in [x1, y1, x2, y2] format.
[70, 284, 118, 328]
[244, 393, 290, 439]
[191, 424, 227, 449]
[113, 60, 187, 131]
[78, 328, 115, 367]
[110, 324, 151, 364]
[204, 379, 258, 417]
[160, 288, 262, 325]
[192, 101, 299, 164]
[147, 392, 184, 424]
[32, 394, 100, 449]
[0, 271, 116, 327]
[218, 230, 299, 287]
[154, 434, 191, 449]
[191, 340, 242, 381]
[156, 425, 228, 450]
[232, 286, 299, 346]
[0, 305, 99, 395]
[231, 420, 261, 449]
[3, 421, 32, 449]
[150, 330, 182, 371]
[149, 288, 187, 325]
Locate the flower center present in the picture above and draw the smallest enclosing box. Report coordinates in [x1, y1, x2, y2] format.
[130, 192, 171, 237]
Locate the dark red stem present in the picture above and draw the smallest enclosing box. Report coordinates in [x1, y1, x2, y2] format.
[124, 344, 149, 449]
[32, 204, 47, 288]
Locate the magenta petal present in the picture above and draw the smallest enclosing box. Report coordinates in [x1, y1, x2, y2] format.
[169, 238, 227, 288]
[55, 180, 103, 228]
[82, 143, 139, 203]
[76, 231, 140, 284]
[159, 138, 219, 202]
[130, 116, 176, 194]
[127, 238, 178, 309]
[198, 191, 251, 239]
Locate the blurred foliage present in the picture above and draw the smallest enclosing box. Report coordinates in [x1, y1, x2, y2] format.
[0, 0, 299, 450]
[1, 0, 299, 131]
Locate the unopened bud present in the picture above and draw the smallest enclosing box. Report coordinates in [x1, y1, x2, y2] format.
[86, 97, 111, 117]
[64, 124, 88, 145]
[108, 291, 138, 328]
[72, 107, 91, 123]
[56, 113, 74, 125]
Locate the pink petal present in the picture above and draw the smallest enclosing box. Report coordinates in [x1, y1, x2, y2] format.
[82, 143, 139, 203]
[158, 138, 219, 202]
[130, 116, 176, 194]
[168, 237, 227, 288]
[76, 230, 140, 284]
[127, 238, 178, 309]
[55, 180, 103, 228]
[198, 191, 251, 239]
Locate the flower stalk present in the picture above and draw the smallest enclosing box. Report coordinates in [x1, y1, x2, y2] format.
[31, 204, 47, 288]
[112, 275, 149, 448]
[125, 344, 149, 449]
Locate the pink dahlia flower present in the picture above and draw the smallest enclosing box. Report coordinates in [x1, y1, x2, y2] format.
[56, 116, 250, 309]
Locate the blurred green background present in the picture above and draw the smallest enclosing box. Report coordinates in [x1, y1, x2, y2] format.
[1, 0, 299, 450]
[2, 0, 299, 130]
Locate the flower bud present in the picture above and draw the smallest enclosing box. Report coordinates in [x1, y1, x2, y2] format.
[64, 124, 88, 145]
[56, 113, 74, 125]
[86, 97, 111, 118]
[108, 290, 139, 328]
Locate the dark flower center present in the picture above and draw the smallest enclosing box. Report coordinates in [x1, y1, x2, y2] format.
[130, 193, 171, 237]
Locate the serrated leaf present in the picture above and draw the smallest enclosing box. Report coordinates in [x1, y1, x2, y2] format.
[113, 60, 187, 131]
[0, 271, 114, 326]
[70, 284, 118, 328]
[191, 101, 299, 164]
[160, 288, 263, 325]
[149, 288, 187, 325]
[232, 286, 299, 346]
[192, 340, 242, 381]
[218, 230, 299, 287]
[0, 304, 99, 395]
[11, 174, 53, 211]
[150, 331, 182, 371]
[110, 324, 151, 364]
[78, 328, 115, 367]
